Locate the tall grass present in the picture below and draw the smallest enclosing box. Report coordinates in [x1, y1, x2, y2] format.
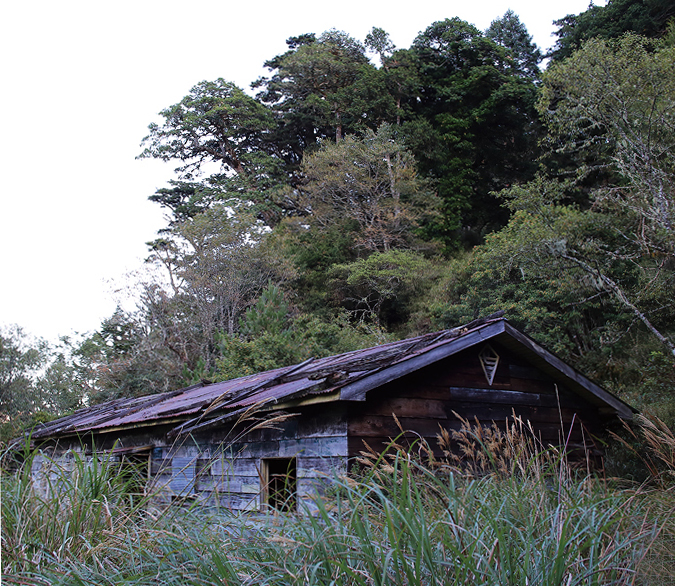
[2, 418, 673, 586]
[1, 441, 155, 582]
[610, 413, 675, 586]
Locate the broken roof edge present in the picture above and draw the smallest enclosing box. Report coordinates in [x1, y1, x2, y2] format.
[26, 315, 636, 442]
[338, 319, 635, 420]
[27, 382, 207, 441]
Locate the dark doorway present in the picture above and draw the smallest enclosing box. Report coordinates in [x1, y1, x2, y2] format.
[120, 452, 150, 504]
[262, 457, 297, 512]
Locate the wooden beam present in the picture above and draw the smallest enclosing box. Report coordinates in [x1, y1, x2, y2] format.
[260, 390, 341, 411]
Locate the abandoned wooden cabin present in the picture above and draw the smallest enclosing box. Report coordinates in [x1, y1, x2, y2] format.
[29, 316, 634, 511]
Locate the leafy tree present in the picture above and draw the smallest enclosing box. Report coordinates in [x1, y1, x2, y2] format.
[147, 180, 220, 228]
[300, 125, 440, 253]
[0, 326, 49, 421]
[254, 30, 393, 150]
[0, 327, 86, 440]
[405, 17, 540, 244]
[437, 189, 675, 415]
[536, 36, 675, 358]
[239, 281, 290, 338]
[127, 19, 672, 418]
[138, 79, 279, 180]
[138, 79, 292, 225]
[551, 0, 675, 61]
[380, 48, 422, 127]
[175, 205, 293, 339]
[35, 343, 87, 415]
[365, 28, 421, 127]
[269, 217, 362, 317]
[73, 308, 177, 403]
[485, 10, 542, 79]
[327, 250, 443, 334]
[539, 35, 675, 259]
[215, 283, 382, 380]
[365, 27, 395, 66]
[214, 281, 295, 379]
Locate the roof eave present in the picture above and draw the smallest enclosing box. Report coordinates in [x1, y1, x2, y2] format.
[339, 321, 506, 402]
[339, 320, 634, 420]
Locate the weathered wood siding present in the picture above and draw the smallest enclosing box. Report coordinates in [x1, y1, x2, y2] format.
[32, 405, 349, 511]
[347, 342, 605, 459]
[175, 405, 350, 510]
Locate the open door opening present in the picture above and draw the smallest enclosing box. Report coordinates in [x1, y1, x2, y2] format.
[119, 451, 150, 505]
[262, 457, 297, 512]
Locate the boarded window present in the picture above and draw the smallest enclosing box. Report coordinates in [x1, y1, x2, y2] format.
[261, 458, 297, 512]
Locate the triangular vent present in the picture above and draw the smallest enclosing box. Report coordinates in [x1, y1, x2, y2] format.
[479, 345, 500, 386]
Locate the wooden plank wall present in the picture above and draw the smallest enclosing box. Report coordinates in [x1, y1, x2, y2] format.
[33, 406, 350, 510]
[145, 404, 350, 510]
[347, 342, 604, 461]
[33, 341, 612, 507]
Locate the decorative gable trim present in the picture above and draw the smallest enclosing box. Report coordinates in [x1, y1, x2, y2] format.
[479, 344, 500, 385]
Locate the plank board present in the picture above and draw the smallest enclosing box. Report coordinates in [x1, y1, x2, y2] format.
[297, 455, 348, 478]
[366, 397, 447, 418]
[448, 387, 551, 406]
[170, 456, 196, 495]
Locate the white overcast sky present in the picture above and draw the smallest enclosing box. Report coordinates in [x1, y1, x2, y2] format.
[1, 0, 602, 342]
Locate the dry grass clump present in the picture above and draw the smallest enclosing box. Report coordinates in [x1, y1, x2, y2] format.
[636, 489, 675, 586]
[606, 413, 675, 586]
[2, 414, 673, 585]
[436, 410, 562, 478]
[619, 413, 675, 484]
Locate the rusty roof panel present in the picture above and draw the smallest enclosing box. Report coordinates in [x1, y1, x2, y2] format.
[31, 316, 509, 439]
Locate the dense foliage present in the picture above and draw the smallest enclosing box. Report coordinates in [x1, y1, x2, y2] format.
[2, 5, 674, 440]
[550, 0, 675, 61]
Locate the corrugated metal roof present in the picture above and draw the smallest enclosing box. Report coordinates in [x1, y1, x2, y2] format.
[32, 313, 635, 439]
[32, 317, 502, 439]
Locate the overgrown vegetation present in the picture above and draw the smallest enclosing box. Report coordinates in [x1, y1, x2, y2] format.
[2, 416, 673, 585]
[1, 10, 674, 580]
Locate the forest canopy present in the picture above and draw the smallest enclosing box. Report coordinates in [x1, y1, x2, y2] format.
[2, 0, 674, 441]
